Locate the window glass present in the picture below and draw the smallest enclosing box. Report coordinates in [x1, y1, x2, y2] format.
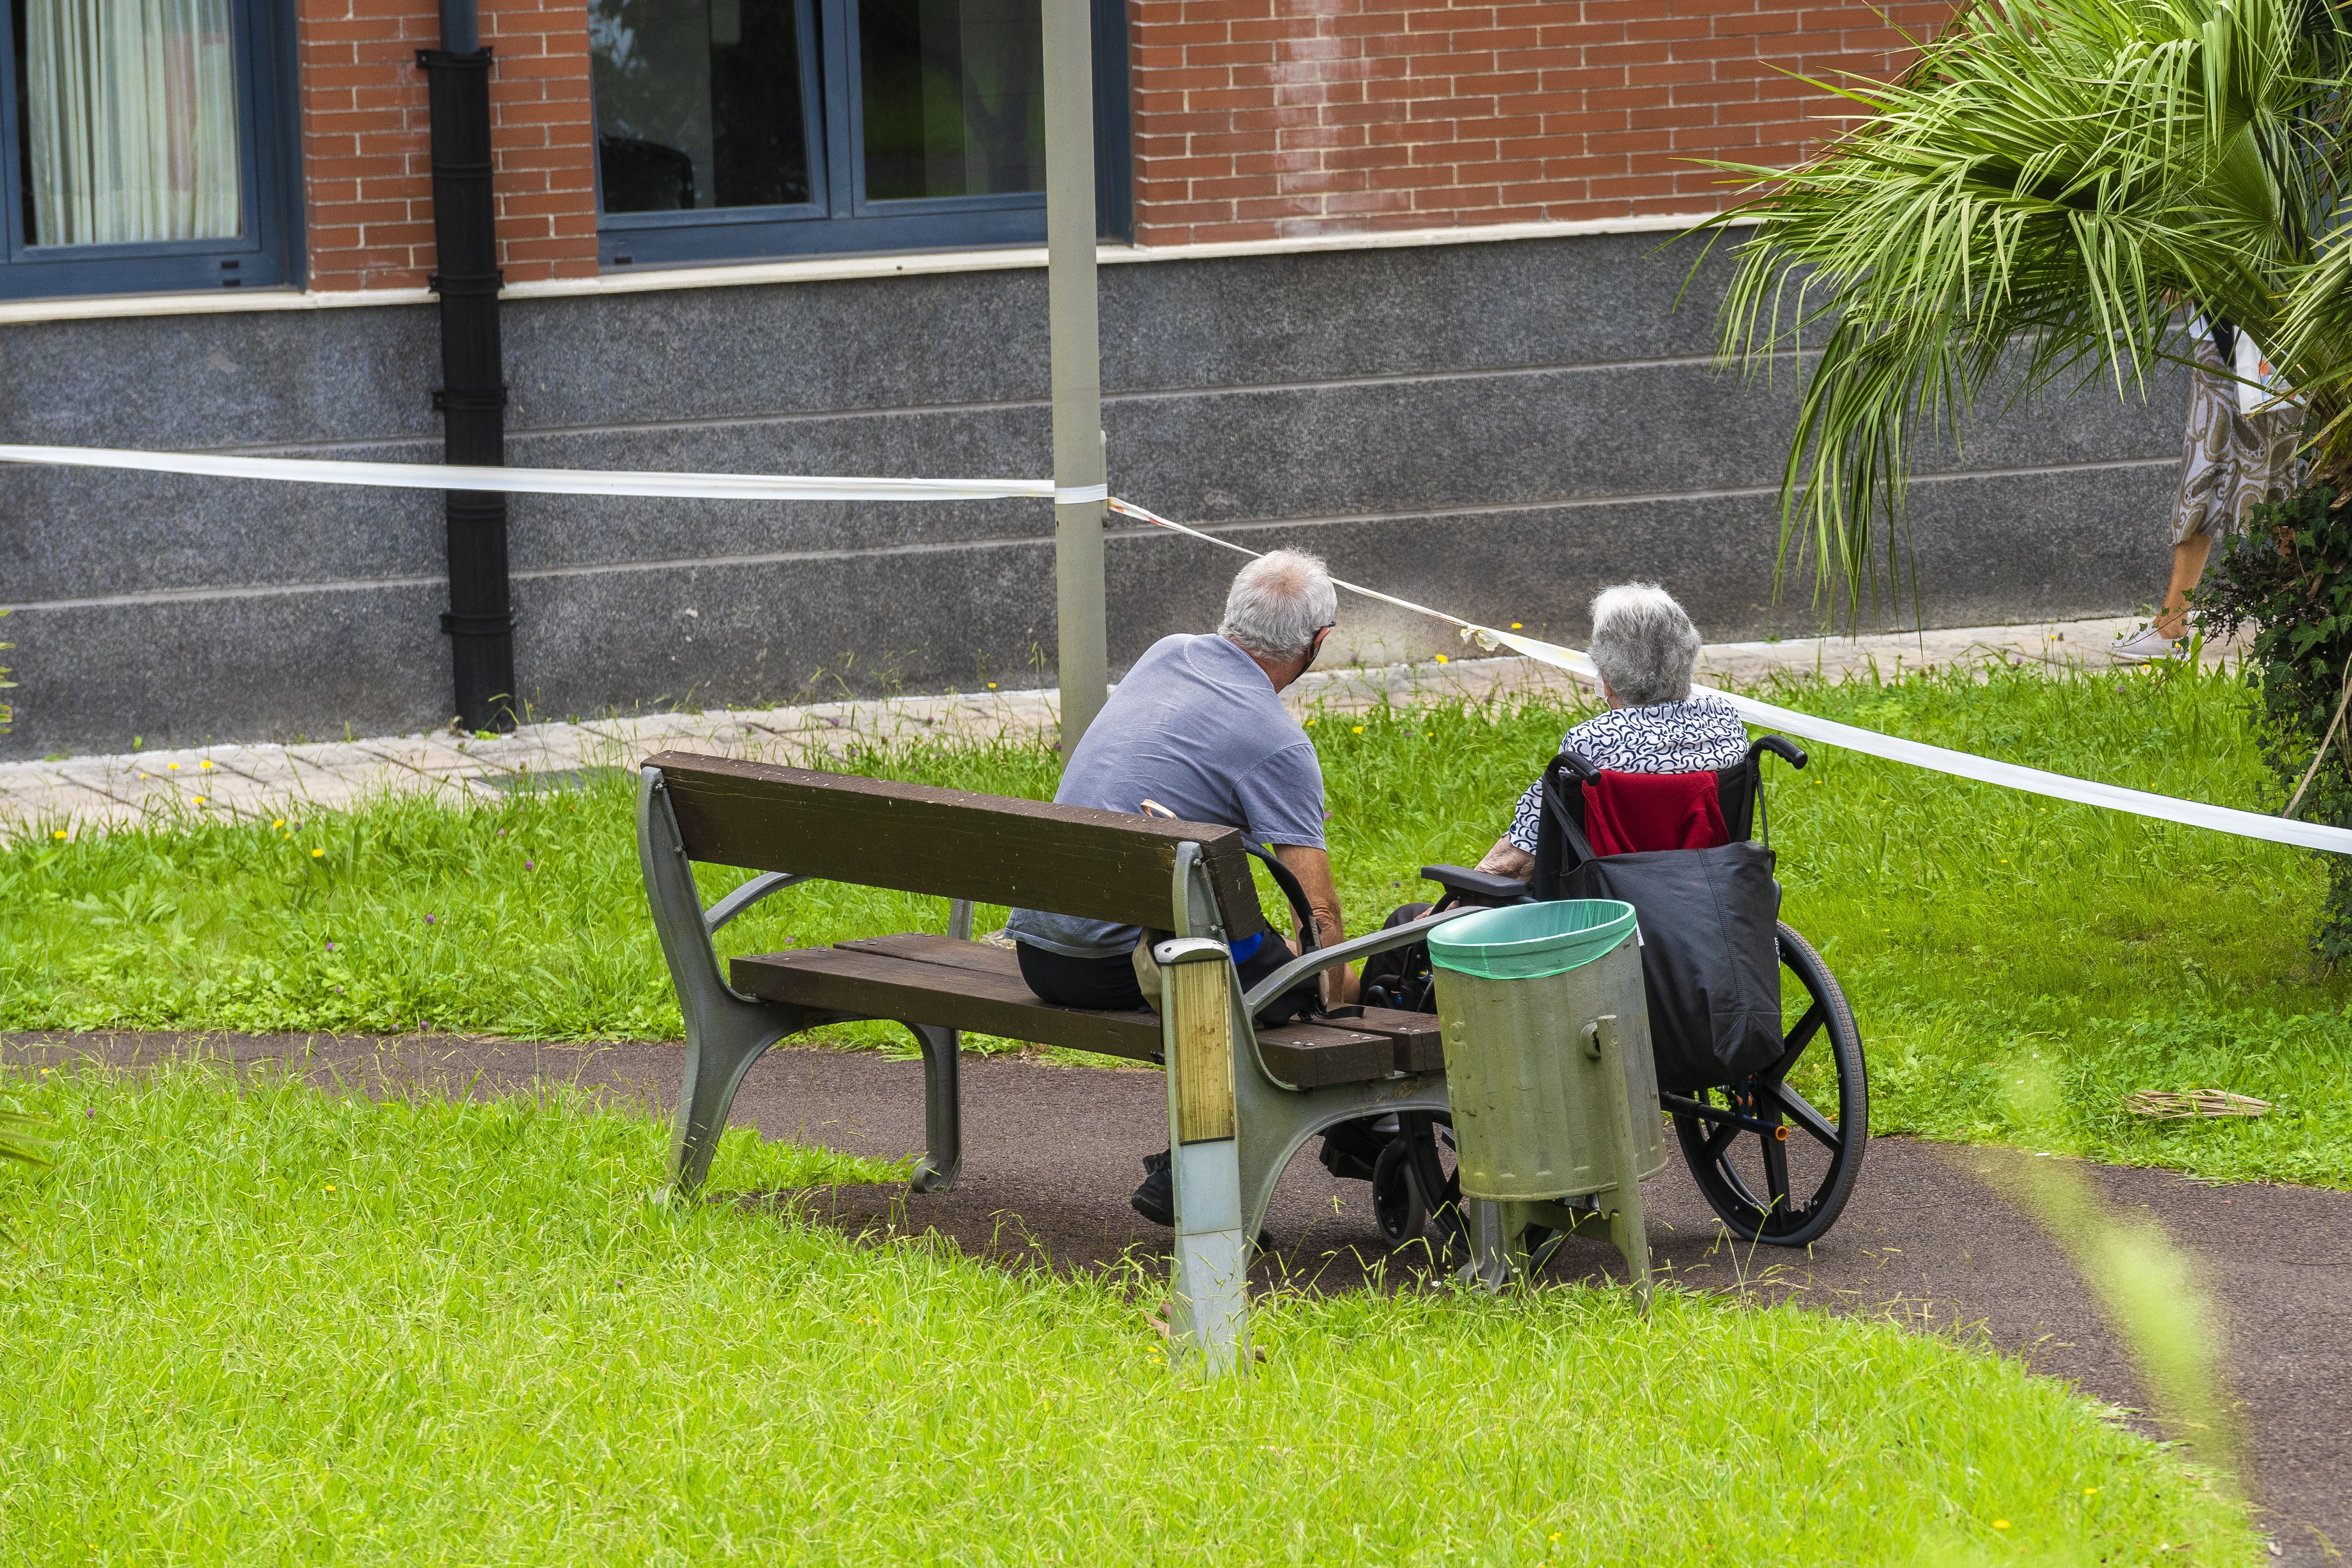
[858, 0, 1042, 202]
[589, 0, 812, 214]
[18, 0, 243, 246]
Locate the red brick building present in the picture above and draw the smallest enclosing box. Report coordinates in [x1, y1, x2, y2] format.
[0, 0, 1943, 302]
[4, 1, 2177, 762]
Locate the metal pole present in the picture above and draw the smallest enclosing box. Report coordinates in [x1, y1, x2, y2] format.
[1043, 0, 1107, 754]
[421, 0, 515, 732]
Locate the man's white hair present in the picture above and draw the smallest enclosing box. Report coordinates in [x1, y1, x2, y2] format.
[1220, 550, 1337, 659]
[1589, 582, 1702, 707]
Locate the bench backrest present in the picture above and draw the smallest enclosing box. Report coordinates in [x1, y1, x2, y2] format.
[644, 752, 1270, 939]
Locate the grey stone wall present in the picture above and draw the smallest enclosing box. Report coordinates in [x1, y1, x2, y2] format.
[0, 231, 2184, 759]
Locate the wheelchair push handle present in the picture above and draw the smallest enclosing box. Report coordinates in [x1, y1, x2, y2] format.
[1145, 796, 1324, 955]
[1748, 735, 1806, 771]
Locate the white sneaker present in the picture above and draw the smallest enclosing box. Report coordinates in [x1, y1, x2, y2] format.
[2110, 624, 2182, 664]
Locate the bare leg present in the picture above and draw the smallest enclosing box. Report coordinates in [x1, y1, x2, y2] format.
[2156, 534, 2214, 640]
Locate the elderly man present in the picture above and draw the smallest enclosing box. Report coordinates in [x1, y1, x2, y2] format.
[1006, 549, 1356, 1226]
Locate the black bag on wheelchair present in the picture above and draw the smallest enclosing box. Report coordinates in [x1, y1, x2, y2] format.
[1531, 755, 1784, 1093]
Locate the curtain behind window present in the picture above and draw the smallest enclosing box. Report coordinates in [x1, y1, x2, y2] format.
[25, 0, 242, 246]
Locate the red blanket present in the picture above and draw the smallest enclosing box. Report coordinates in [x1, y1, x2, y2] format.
[1581, 770, 1729, 855]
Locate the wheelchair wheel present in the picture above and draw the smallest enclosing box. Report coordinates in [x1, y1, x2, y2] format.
[1369, 1137, 1426, 1246]
[1671, 921, 1867, 1247]
[1390, 1111, 1470, 1261]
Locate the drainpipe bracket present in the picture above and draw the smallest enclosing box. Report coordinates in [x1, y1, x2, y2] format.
[431, 385, 511, 413]
[441, 610, 517, 638]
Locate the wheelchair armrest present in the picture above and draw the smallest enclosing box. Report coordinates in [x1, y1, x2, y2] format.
[1420, 863, 1534, 901]
[1239, 905, 1485, 1017]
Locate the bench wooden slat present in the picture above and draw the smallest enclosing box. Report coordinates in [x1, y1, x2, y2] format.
[731, 945, 1167, 1061]
[735, 936, 1433, 1087]
[651, 753, 1269, 939]
[1253, 1020, 1396, 1089]
[836, 933, 1027, 978]
[1348, 1006, 1447, 1075]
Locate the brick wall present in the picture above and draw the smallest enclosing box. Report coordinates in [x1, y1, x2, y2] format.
[1125, 0, 1953, 246]
[297, 0, 597, 291]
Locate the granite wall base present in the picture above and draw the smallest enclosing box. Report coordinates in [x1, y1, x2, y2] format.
[0, 232, 2188, 758]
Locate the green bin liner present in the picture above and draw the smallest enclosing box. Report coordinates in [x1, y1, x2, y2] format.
[1426, 899, 1637, 980]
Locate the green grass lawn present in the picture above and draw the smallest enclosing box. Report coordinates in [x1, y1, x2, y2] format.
[1, 655, 2339, 1189]
[0, 1062, 2252, 1565]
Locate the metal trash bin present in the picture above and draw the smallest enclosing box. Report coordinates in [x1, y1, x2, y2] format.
[1427, 899, 1664, 1297]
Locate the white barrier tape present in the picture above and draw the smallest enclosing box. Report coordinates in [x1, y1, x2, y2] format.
[2, 440, 2337, 855]
[0, 444, 1056, 503]
[1105, 498, 2352, 857]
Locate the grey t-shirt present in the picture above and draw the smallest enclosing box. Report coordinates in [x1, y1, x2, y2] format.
[1006, 634, 1327, 959]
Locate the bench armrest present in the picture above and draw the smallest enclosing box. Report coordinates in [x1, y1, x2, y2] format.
[704, 871, 811, 934]
[1240, 905, 1484, 1017]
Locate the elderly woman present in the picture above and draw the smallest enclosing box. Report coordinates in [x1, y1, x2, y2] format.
[1475, 583, 1748, 878]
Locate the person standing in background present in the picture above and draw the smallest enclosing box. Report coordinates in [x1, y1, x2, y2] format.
[2113, 314, 2301, 663]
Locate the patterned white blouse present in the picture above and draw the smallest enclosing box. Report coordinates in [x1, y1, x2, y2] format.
[1504, 691, 1750, 852]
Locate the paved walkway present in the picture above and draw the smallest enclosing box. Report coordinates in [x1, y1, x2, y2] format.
[0, 613, 2201, 833]
[5, 1029, 2340, 1562]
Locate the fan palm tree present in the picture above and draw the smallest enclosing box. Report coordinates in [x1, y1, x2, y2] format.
[1700, 0, 2352, 620]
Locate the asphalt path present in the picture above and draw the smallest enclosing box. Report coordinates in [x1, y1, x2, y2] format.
[8, 1030, 2344, 1561]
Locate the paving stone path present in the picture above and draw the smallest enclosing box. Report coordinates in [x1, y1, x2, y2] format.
[0, 613, 2179, 832]
[7, 1028, 2343, 1562]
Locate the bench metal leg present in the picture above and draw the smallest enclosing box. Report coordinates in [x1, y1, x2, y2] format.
[673, 1007, 796, 1193]
[905, 1023, 963, 1192]
[1158, 939, 1251, 1375]
[642, 767, 814, 1195]
[1232, 1065, 1454, 1257]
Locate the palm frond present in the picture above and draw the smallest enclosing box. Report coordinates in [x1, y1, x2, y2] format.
[1700, 0, 2352, 618]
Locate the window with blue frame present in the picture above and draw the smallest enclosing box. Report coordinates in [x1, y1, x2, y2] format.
[589, 0, 1129, 270]
[0, 0, 300, 299]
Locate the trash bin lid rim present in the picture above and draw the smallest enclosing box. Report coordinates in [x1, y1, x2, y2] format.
[1425, 898, 1639, 978]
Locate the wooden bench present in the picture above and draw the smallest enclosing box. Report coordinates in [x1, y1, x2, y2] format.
[637, 751, 1476, 1365]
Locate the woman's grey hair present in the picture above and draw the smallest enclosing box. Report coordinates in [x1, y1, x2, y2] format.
[1219, 550, 1338, 659]
[1588, 583, 1702, 707]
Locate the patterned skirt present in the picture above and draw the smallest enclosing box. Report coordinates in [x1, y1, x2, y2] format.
[2172, 334, 2299, 545]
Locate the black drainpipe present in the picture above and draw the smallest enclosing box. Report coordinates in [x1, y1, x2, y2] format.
[420, 0, 514, 732]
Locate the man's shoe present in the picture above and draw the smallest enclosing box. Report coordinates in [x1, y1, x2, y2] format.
[2111, 624, 2183, 664]
[1132, 1149, 1174, 1228]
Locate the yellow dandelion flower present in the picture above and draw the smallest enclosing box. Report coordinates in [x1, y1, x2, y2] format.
[1351, 725, 1364, 734]
[1511, 622, 1523, 629]
[193, 796, 206, 805]
[52, 829, 67, 840]
[167, 762, 180, 771]
[1435, 653, 1448, 663]
[1992, 1520, 2010, 1530]
[273, 819, 286, 829]
[199, 760, 213, 771]
[311, 848, 325, 859]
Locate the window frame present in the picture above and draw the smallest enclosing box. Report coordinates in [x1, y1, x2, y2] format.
[596, 0, 1131, 271]
[0, 0, 302, 300]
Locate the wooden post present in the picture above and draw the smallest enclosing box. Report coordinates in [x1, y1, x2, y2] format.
[1156, 936, 1251, 1373]
[1043, 0, 1109, 756]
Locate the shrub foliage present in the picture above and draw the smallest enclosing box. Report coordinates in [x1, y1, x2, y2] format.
[2196, 485, 2352, 955]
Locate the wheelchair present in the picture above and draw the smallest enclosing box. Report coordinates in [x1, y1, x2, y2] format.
[1317, 734, 1867, 1254]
